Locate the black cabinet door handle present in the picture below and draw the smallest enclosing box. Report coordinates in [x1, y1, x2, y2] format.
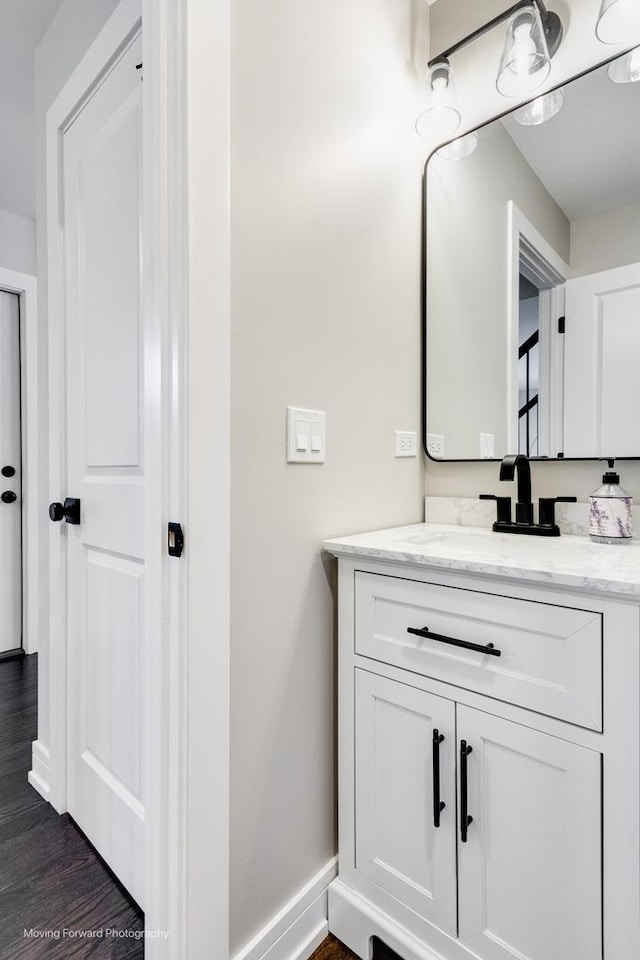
[460, 740, 473, 843]
[408, 626, 501, 657]
[432, 729, 446, 828]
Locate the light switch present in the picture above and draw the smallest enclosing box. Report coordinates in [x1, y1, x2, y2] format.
[296, 421, 309, 452]
[287, 407, 326, 463]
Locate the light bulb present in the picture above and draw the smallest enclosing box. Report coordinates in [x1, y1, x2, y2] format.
[511, 23, 537, 76]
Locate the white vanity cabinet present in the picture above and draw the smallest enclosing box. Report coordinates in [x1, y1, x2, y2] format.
[325, 527, 640, 960]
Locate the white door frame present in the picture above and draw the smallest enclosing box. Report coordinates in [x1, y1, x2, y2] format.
[0, 268, 39, 656]
[45, 0, 231, 957]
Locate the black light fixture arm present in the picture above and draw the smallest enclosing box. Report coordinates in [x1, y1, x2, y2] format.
[428, 0, 562, 69]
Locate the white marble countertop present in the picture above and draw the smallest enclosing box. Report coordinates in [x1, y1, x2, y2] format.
[323, 523, 640, 599]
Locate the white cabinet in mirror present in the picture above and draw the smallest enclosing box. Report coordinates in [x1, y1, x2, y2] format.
[425, 46, 640, 461]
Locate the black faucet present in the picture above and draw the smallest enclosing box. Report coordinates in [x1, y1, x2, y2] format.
[500, 454, 533, 525]
[480, 454, 576, 537]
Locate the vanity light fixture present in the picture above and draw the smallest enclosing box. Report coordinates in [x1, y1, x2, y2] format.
[416, 0, 563, 139]
[607, 45, 640, 83]
[513, 87, 564, 124]
[596, 0, 640, 44]
[436, 131, 479, 159]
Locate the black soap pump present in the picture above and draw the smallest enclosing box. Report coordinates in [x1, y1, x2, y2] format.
[589, 459, 633, 544]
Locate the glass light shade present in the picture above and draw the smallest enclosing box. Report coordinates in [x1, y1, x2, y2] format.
[596, 0, 640, 44]
[497, 4, 551, 97]
[416, 60, 461, 140]
[514, 87, 564, 125]
[436, 132, 479, 160]
[608, 46, 640, 82]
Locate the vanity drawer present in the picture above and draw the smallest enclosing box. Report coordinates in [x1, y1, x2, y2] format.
[354, 572, 602, 730]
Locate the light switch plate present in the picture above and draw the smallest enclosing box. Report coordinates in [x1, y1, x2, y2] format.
[394, 431, 417, 458]
[287, 407, 326, 463]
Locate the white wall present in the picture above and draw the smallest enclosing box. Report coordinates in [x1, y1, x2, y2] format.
[0, 209, 36, 276]
[230, 0, 429, 951]
[0, 32, 36, 220]
[571, 199, 640, 277]
[425, 0, 640, 502]
[33, 0, 121, 759]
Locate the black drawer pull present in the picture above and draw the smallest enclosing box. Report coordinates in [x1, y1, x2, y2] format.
[460, 740, 473, 843]
[432, 729, 445, 828]
[407, 626, 501, 657]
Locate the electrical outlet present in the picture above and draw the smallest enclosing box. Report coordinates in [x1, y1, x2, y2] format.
[480, 433, 495, 459]
[394, 431, 417, 458]
[427, 433, 445, 459]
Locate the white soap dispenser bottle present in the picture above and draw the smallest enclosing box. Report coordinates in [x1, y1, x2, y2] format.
[589, 459, 633, 544]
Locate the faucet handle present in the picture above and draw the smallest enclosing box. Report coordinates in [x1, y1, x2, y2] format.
[480, 494, 512, 526]
[538, 496, 577, 529]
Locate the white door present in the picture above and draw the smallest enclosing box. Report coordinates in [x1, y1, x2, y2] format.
[457, 706, 601, 960]
[0, 290, 22, 655]
[355, 670, 457, 937]
[564, 261, 640, 457]
[60, 33, 145, 907]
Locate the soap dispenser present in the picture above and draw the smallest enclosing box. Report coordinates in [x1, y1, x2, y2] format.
[589, 459, 633, 544]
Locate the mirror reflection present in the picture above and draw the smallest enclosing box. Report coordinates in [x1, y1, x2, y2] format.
[425, 47, 640, 461]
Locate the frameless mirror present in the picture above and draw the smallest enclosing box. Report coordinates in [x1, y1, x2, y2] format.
[424, 47, 640, 461]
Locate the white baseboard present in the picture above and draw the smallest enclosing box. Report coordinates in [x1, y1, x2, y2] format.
[28, 739, 51, 802]
[329, 879, 449, 960]
[233, 856, 338, 960]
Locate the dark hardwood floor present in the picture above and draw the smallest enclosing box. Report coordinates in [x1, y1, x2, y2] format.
[0, 655, 144, 959]
[309, 935, 360, 960]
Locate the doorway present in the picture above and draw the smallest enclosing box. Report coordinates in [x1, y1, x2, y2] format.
[507, 202, 570, 458]
[0, 290, 22, 658]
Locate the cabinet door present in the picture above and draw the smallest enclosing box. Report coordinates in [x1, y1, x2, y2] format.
[355, 670, 457, 936]
[457, 706, 601, 960]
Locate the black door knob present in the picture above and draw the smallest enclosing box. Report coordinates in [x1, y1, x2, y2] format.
[49, 502, 65, 521]
[49, 498, 81, 525]
[1, 491, 17, 504]
[1, 466, 15, 478]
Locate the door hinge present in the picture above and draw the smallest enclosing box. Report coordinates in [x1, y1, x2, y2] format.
[558, 316, 565, 334]
[168, 522, 184, 558]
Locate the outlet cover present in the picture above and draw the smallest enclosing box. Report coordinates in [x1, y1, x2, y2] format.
[427, 433, 445, 459]
[395, 431, 417, 457]
[480, 433, 495, 459]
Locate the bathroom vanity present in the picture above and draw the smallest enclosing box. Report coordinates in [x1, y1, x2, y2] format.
[324, 523, 640, 960]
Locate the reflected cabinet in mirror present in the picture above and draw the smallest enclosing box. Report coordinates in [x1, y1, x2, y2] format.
[425, 48, 640, 462]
